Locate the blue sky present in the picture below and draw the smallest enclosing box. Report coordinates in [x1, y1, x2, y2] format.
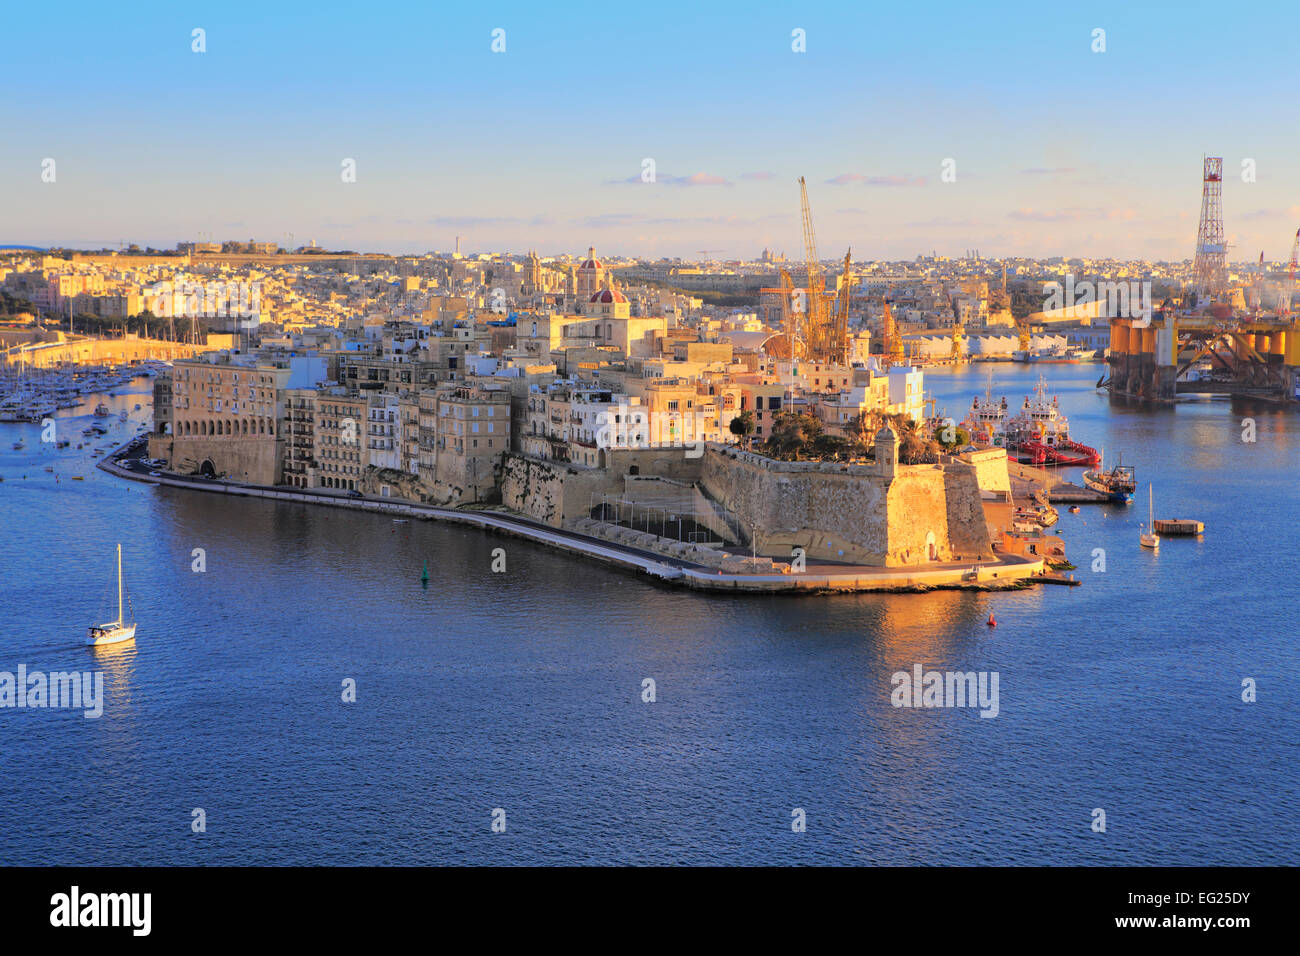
[4, 0, 1298, 261]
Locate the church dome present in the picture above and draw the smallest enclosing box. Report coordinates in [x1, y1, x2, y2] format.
[590, 289, 626, 304]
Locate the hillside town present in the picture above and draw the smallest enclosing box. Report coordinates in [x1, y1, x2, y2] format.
[4, 218, 1295, 584]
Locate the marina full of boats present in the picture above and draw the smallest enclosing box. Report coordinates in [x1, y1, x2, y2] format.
[0, 359, 168, 423]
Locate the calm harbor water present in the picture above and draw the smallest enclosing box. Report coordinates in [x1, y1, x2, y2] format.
[1, 365, 1296, 865]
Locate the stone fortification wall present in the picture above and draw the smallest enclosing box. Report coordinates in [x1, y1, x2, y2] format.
[699, 446, 992, 567]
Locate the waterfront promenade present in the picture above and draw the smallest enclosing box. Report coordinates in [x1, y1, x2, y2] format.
[96, 438, 1046, 594]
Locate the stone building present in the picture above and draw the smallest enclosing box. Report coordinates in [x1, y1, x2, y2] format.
[164, 353, 290, 482]
[282, 388, 316, 488]
[313, 390, 367, 490]
[424, 383, 512, 503]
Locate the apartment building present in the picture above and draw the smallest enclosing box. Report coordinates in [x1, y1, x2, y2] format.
[399, 396, 420, 476]
[432, 383, 511, 502]
[313, 390, 367, 490]
[282, 388, 316, 488]
[365, 393, 402, 472]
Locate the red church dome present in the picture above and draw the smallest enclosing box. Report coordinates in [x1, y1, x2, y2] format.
[590, 289, 626, 304]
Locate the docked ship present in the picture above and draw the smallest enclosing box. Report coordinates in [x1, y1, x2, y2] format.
[1083, 455, 1137, 503]
[1012, 344, 1079, 364]
[1002, 376, 1100, 466]
[961, 379, 1010, 448]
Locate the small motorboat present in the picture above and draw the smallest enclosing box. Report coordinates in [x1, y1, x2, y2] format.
[1068, 505, 1080, 514]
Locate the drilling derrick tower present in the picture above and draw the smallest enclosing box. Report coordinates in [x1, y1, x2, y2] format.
[1285, 226, 1300, 315]
[1192, 157, 1228, 301]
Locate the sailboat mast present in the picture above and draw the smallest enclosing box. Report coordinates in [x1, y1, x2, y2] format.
[117, 543, 123, 625]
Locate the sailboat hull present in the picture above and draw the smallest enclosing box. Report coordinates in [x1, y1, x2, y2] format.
[87, 623, 137, 646]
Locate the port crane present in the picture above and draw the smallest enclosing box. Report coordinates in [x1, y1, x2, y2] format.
[757, 268, 802, 359]
[798, 176, 826, 360]
[832, 249, 852, 365]
[797, 176, 852, 364]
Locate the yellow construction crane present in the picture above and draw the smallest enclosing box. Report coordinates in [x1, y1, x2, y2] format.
[758, 268, 805, 360]
[832, 249, 852, 364]
[779, 267, 799, 359]
[798, 176, 827, 359]
[1015, 315, 1032, 352]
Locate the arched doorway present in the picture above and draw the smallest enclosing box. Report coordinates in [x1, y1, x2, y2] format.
[925, 531, 938, 561]
[199, 459, 217, 478]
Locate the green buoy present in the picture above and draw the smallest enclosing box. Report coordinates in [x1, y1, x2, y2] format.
[421, 559, 429, 587]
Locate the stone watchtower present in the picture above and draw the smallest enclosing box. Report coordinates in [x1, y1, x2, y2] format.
[875, 422, 900, 479]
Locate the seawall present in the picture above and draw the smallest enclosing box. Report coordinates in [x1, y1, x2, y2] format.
[97, 438, 1046, 594]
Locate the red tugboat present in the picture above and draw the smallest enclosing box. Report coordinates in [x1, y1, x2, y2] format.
[1004, 376, 1100, 466]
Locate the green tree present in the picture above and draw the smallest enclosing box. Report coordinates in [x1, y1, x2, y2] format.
[936, 423, 971, 452]
[729, 410, 755, 445]
[765, 410, 823, 460]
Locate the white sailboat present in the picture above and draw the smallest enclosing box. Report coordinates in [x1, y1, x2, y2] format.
[87, 543, 137, 646]
[1140, 484, 1160, 551]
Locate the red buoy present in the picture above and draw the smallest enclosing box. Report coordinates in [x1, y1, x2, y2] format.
[987, 613, 997, 627]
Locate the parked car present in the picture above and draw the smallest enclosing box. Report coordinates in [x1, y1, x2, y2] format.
[148, 471, 161, 477]
[346, 489, 363, 498]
